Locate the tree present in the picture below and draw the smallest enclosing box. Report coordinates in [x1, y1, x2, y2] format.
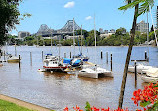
[0, 0, 20, 45]
[118, 0, 155, 108]
[0, 0, 31, 46]
[115, 27, 127, 36]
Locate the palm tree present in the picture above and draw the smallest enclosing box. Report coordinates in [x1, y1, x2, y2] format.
[118, 0, 155, 108]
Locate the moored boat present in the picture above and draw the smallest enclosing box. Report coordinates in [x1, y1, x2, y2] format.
[141, 75, 158, 83]
[7, 55, 21, 63]
[128, 64, 152, 74]
[78, 66, 112, 79]
[43, 55, 70, 72]
[141, 67, 158, 83]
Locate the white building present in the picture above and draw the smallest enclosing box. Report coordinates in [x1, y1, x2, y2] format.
[136, 20, 149, 33]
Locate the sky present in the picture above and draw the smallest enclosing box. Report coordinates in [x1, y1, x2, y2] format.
[11, 0, 158, 36]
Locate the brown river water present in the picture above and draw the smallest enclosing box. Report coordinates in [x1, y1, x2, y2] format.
[0, 46, 158, 110]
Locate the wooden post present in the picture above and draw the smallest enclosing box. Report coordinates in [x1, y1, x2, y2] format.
[42, 51, 43, 60]
[19, 55, 21, 68]
[70, 52, 71, 58]
[4, 51, 6, 62]
[101, 50, 103, 59]
[145, 51, 147, 60]
[134, 61, 137, 81]
[111, 54, 112, 71]
[30, 52, 32, 64]
[64, 53, 66, 58]
[106, 52, 108, 63]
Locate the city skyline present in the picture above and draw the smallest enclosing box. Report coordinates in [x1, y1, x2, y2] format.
[10, 0, 158, 36]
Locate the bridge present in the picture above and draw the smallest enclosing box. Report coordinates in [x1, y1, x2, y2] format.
[36, 20, 81, 38]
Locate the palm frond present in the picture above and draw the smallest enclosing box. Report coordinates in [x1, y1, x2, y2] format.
[119, 0, 143, 10]
[119, 0, 155, 17]
[137, 0, 154, 16]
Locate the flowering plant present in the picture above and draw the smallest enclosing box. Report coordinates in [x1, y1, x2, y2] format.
[131, 82, 158, 110]
[64, 102, 129, 111]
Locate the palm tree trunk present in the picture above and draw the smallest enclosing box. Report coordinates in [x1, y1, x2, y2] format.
[118, 3, 139, 108]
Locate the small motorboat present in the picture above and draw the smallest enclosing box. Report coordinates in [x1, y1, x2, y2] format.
[78, 66, 112, 79]
[141, 75, 158, 83]
[128, 64, 152, 74]
[141, 67, 158, 83]
[43, 55, 70, 72]
[7, 55, 21, 63]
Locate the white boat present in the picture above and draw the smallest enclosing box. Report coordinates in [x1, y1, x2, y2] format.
[78, 15, 112, 79]
[142, 67, 158, 75]
[128, 64, 152, 74]
[7, 55, 20, 62]
[141, 75, 158, 83]
[43, 55, 70, 72]
[78, 66, 113, 79]
[141, 67, 158, 83]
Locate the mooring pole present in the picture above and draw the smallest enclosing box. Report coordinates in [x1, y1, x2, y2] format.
[111, 54, 112, 71]
[134, 60, 137, 81]
[4, 51, 6, 62]
[145, 51, 147, 60]
[64, 53, 66, 58]
[42, 51, 43, 60]
[70, 52, 71, 58]
[30, 52, 32, 65]
[19, 55, 21, 68]
[106, 52, 108, 63]
[101, 50, 103, 59]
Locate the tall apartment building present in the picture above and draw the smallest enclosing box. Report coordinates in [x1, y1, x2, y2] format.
[18, 31, 30, 39]
[99, 28, 104, 34]
[136, 20, 149, 33]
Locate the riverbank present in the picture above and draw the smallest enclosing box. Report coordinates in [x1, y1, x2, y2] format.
[0, 94, 51, 111]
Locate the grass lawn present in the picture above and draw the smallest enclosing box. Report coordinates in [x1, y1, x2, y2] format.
[0, 99, 34, 111]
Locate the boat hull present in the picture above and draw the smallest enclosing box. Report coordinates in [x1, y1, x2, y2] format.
[78, 72, 98, 79]
[43, 66, 69, 72]
[128, 65, 152, 74]
[141, 75, 158, 83]
[7, 59, 20, 63]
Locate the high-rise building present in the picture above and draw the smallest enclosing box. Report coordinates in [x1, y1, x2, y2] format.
[109, 29, 115, 34]
[99, 28, 104, 34]
[136, 20, 149, 33]
[18, 31, 30, 39]
[104, 30, 108, 34]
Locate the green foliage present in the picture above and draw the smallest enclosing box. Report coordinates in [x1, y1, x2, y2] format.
[0, 0, 21, 45]
[0, 0, 31, 46]
[140, 101, 151, 107]
[24, 36, 35, 41]
[76, 29, 89, 38]
[115, 27, 127, 36]
[85, 102, 92, 111]
[149, 30, 158, 41]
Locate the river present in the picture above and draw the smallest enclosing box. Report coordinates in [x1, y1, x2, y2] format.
[0, 46, 158, 110]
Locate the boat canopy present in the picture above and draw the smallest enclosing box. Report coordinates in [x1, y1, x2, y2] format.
[73, 59, 81, 65]
[46, 54, 52, 56]
[63, 58, 72, 64]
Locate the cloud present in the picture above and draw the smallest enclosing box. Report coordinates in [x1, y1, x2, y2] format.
[64, 1, 75, 8]
[85, 16, 92, 20]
